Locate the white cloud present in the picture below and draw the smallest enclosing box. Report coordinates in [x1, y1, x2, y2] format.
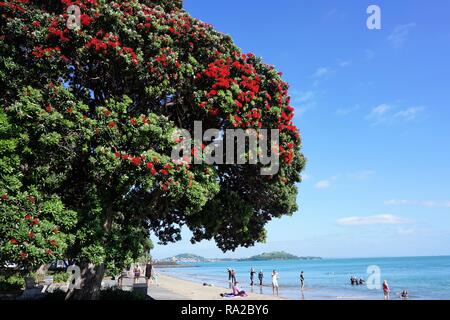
[301, 173, 310, 181]
[385, 199, 450, 208]
[290, 90, 318, 116]
[388, 23, 416, 48]
[394, 107, 425, 121]
[336, 105, 360, 116]
[337, 214, 412, 226]
[315, 180, 331, 189]
[367, 103, 425, 125]
[369, 104, 391, 116]
[312, 67, 331, 78]
[337, 59, 351, 67]
[348, 170, 375, 180]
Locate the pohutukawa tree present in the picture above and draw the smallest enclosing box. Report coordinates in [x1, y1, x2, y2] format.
[0, 0, 305, 299]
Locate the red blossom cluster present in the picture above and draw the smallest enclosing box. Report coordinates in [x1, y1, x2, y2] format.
[85, 32, 139, 65]
[196, 54, 266, 128]
[113, 148, 194, 190]
[0, 0, 28, 13]
[31, 46, 61, 58]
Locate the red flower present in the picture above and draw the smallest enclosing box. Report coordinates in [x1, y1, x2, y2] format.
[32, 218, 40, 225]
[146, 162, 154, 170]
[24, 214, 32, 221]
[66, 107, 73, 113]
[48, 239, 57, 247]
[46, 249, 53, 255]
[19, 252, 28, 258]
[1, 194, 8, 200]
[9, 239, 17, 245]
[131, 157, 142, 166]
[108, 121, 116, 128]
[46, 104, 53, 112]
[104, 109, 111, 116]
[114, 152, 121, 158]
[208, 108, 220, 117]
[32, 21, 41, 27]
[80, 14, 94, 27]
[28, 232, 35, 239]
[130, 118, 137, 125]
[163, 164, 172, 170]
[160, 169, 168, 175]
[150, 168, 157, 176]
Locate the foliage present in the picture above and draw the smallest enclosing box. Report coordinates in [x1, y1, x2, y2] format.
[0, 274, 25, 292]
[99, 287, 147, 300]
[242, 251, 300, 261]
[0, 0, 305, 280]
[52, 271, 70, 283]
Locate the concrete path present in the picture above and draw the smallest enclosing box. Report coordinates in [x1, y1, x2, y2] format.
[103, 276, 187, 300]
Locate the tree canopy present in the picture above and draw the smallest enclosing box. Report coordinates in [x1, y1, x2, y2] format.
[0, 0, 305, 296]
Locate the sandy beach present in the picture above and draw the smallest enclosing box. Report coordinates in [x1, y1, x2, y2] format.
[149, 274, 284, 300]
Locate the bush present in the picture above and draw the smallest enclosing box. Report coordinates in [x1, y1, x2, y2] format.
[99, 287, 148, 300]
[0, 274, 25, 292]
[52, 272, 69, 283]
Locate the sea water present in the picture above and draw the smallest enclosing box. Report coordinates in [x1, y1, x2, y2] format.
[157, 256, 450, 300]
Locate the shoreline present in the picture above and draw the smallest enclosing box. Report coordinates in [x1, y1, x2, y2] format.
[149, 273, 285, 300]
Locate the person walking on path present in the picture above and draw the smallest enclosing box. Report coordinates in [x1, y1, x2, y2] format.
[300, 271, 305, 290]
[271, 270, 279, 296]
[145, 261, 153, 286]
[258, 270, 264, 286]
[118, 268, 128, 288]
[383, 280, 391, 300]
[250, 268, 256, 286]
[133, 265, 141, 284]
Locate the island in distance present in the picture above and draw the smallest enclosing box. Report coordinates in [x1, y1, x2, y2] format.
[157, 251, 322, 264]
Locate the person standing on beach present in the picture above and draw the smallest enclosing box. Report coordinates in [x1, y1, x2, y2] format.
[231, 269, 237, 285]
[145, 261, 153, 286]
[250, 268, 256, 286]
[300, 271, 305, 290]
[383, 280, 391, 300]
[227, 268, 232, 288]
[271, 270, 279, 296]
[258, 270, 264, 286]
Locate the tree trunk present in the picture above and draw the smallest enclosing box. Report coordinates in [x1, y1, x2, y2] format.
[68, 263, 106, 300]
[67, 207, 113, 300]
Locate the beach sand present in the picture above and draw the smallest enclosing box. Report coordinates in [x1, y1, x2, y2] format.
[148, 274, 284, 300]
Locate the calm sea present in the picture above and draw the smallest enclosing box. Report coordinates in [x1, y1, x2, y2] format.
[157, 256, 450, 300]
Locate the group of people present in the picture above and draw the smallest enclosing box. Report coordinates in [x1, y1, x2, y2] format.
[350, 276, 366, 285]
[226, 268, 306, 296]
[382, 280, 408, 300]
[117, 261, 157, 287]
[350, 277, 408, 300]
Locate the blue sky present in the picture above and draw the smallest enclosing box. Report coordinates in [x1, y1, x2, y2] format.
[151, 0, 450, 259]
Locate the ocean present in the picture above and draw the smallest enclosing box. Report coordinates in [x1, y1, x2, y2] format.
[157, 256, 450, 300]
